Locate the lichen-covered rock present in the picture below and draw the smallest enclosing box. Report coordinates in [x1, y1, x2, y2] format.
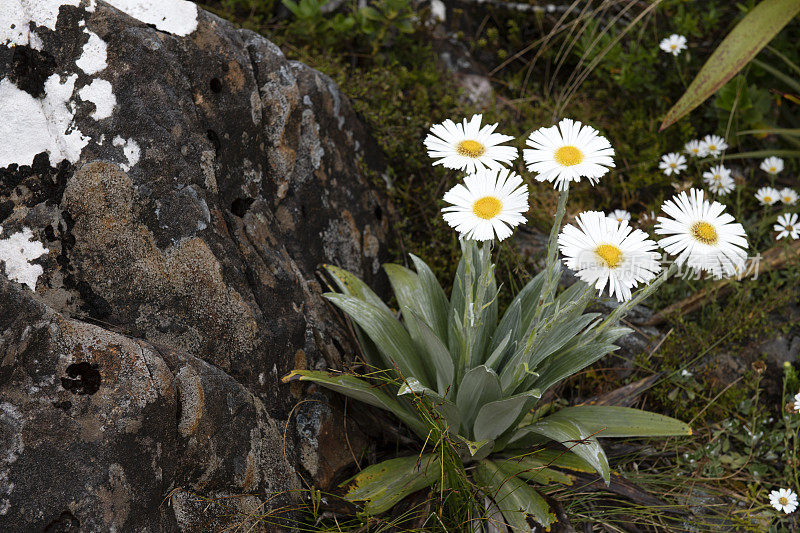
[0, 0, 389, 529]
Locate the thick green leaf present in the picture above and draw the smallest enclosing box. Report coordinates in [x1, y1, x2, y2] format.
[495, 456, 574, 486]
[515, 448, 597, 474]
[325, 293, 433, 387]
[282, 370, 428, 438]
[474, 460, 555, 529]
[660, 0, 800, 130]
[403, 308, 455, 397]
[342, 454, 440, 513]
[521, 418, 610, 483]
[473, 389, 541, 442]
[545, 406, 692, 438]
[409, 254, 450, 342]
[324, 264, 392, 314]
[532, 326, 630, 393]
[456, 365, 502, 435]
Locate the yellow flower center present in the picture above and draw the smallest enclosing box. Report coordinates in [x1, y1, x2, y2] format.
[708, 144, 717, 151]
[670, 44, 677, 50]
[713, 174, 721, 181]
[691, 221, 718, 245]
[595, 244, 623, 268]
[472, 196, 503, 220]
[554, 145, 584, 166]
[456, 139, 486, 158]
[764, 196, 772, 203]
[785, 196, 793, 202]
[691, 148, 698, 153]
[669, 163, 677, 168]
[780, 497, 789, 506]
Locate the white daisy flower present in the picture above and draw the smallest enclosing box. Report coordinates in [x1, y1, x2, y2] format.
[700, 135, 728, 157]
[684, 139, 707, 158]
[780, 188, 798, 205]
[523, 118, 615, 191]
[775, 213, 799, 240]
[659, 34, 687, 56]
[558, 211, 661, 302]
[659, 152, 687, 176]
[702, 165, 734, 195]
[760, 156, 784, 175]
[608, 209, 631, 223]
[441, 168, 528, 241]
[755, 187, 780, 206]
[794, 392, 800, 412]
[770, 488, 798, 514]
[656, 189, 748, 278]
[424, 114, 518, 173]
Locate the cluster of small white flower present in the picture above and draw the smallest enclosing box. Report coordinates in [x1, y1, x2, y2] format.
[425, 115, 749, 302]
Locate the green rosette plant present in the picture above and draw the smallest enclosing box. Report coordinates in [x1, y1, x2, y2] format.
[284, 115, 751, 529]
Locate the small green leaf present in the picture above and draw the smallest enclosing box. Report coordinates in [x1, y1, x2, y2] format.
[474, 460, 555, 529]
[520, 418, 611, 483]
[397, 377, 461, 433]
[325, 293, 433, 387]
[282, 370, 428, 438]
[661, 0, 800, 130]
[456, 365, 502, 435]
[409, 254, 450, 342]
[473, 389, 541, 442]
[544, 406, 692, 438]
[494, 456, 574, 486]
[342, 454, 440, 513]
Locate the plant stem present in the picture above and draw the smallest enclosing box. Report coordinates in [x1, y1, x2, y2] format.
[535, 188, 570, 321]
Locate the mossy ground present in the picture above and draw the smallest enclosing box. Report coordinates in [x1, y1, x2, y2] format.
[203, 1, 800, 530]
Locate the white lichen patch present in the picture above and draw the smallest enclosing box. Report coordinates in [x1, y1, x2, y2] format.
[104, 0, 198, 36]
[0, 227, 49, 291]
[1, 0, 80, 47]
[0, 75, 88, 168]
[75, 30, 108, 74]
[78, 78, 116, 119]
[112, 136, 141, 171]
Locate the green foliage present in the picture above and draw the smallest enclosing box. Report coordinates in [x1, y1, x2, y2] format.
[286, 240, 690, 527]
[281, 0, 414, 53]
[661, 0, 800, 129]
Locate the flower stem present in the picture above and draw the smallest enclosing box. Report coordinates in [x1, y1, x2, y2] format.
[535, 188, 570, 320]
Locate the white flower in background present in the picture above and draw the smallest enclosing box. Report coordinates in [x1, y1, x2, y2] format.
[523, 118, 615, 191]
[608, 209, 631, 222]
[424, 114, 518, 173]
[770, 488, 798, 514]
[659, 152, 687, 176]
[441, 168, 529, 241]
[793, 392, 800, 412]
[760, 156, 784, 175]
[656, 189, 748, 278]
[558, 211, 661, 302]
[700, 135, 728, 157]
[659, 34, 687, 56]
[780, 188, 798, 205]
[702, 165, 734, 195]
[684, 139, 707, 158]
[0, 226, 49, 291]
[775, 213, 799, 240]
[755, 187, 780, 206]
[638, 210, 658, 226]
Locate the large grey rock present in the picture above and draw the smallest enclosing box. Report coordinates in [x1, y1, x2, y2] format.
[0, 0, 389, 529]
